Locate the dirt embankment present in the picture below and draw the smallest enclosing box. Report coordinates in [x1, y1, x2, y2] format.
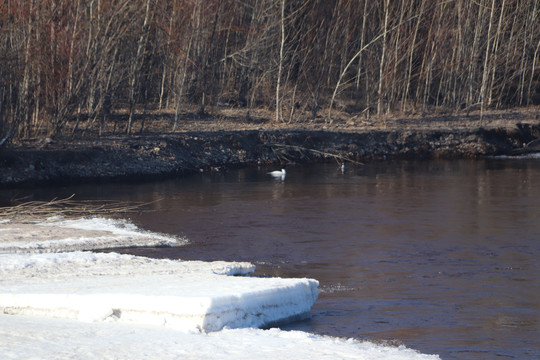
[1, 109, 540, 187]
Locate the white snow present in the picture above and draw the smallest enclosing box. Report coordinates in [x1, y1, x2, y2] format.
[0, 315, 439, 360]
[0, 217, 440, 359]
[0, 251, 317, 331]
[0, 217, 183, 253]
[490, 152, 540, 159]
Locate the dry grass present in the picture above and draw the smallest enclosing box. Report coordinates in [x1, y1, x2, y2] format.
[0, 194, 158, 221]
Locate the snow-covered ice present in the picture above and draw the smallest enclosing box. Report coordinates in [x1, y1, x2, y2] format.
[0, 314, 439, 360]
[0, 251, 317, 331]
[490, 152, 540, 159]
[0, 217, 440, 359]
[0, 217, 182, 253]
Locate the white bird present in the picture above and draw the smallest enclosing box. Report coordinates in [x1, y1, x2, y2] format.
[339, 163, 346, 173]
[268, 168, 286, 177]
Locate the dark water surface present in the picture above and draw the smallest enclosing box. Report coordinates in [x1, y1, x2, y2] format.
[7, 159, 540, 359]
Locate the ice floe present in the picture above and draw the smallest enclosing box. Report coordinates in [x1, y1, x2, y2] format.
[0, 251, 318, 331]
[0, 217, 440, 359]
[0, 217, 183, 253]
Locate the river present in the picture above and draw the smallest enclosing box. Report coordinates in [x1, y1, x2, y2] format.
[6, 158, 540, 359]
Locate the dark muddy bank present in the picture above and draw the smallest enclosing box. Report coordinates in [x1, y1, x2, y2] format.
[1, 125, 539, 187]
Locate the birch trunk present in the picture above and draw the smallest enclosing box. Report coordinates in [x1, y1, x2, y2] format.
[275, 0, 285, 122]
[479, 0, 496, 123]
[377, 0, 390, 118]
[127, 0, 152, 134]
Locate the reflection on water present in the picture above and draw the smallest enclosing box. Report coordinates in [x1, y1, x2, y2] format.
[3, 159, 539, 359]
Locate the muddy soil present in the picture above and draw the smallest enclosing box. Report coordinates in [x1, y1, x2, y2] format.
[1, 107, 539, 187]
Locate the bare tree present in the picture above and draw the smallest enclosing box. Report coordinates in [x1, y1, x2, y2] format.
[0, 0, 538, 142]
[127, 0, 152, 134]
[275, 0, 285, 122]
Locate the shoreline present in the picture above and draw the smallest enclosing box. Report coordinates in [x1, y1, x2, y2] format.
[1, 110, 540, 187]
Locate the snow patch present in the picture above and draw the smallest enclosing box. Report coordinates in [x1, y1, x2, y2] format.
[490, 153, 540, 159]
[0, 314, 440, 359]
[0, 217, 184, 253]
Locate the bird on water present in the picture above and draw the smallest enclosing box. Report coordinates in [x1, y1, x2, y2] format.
[268, 168, 286, 177]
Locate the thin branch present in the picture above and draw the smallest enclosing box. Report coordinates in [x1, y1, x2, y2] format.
[0, 195, 161, 220]
[327, 0, 454, 122]
[269, 143, 364, 165]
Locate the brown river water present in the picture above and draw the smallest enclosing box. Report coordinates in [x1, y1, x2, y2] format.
[6, 159, 540, 359]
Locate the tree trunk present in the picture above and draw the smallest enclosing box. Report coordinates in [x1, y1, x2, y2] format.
[402, 0, 426, 113]
[127, 0, 152, 134]
[480, 0, 496, 124]
[377, 0, 390, 119]
[275, 0, 285, 123]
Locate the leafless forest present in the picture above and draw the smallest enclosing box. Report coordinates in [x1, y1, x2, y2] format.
[0, 0, 539, 141]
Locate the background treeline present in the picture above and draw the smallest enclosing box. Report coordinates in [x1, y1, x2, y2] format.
[0, 0, 539, 141]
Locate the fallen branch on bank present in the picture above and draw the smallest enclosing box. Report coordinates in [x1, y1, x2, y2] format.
[269, 143, 364, 165]
[0, 194, 159, 220]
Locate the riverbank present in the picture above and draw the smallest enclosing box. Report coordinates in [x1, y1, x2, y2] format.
[1, 108, 539, 186]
